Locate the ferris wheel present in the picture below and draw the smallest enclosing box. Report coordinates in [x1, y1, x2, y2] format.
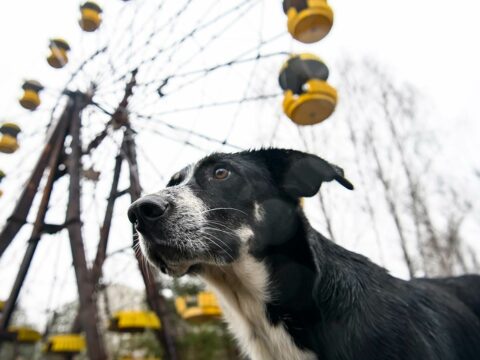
[0, 1, 338, 359]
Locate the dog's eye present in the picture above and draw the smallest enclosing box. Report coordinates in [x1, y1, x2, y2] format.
[213, 168, 230, 180]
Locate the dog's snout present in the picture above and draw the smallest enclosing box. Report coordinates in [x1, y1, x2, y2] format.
[128, 195, 170, 227]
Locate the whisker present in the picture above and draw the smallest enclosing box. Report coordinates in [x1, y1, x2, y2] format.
[201, 230, 235, 257]
[202, 234, 235, 262]
[205, 221, 238, 232]
[199, 207, 249, 216]
[203, 226, 237, 239]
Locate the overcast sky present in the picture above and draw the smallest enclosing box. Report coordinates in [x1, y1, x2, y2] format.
[2, 0, 480, 122]
[0, 0, 479, 330]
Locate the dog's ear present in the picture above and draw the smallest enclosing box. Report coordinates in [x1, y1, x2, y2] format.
[252, 149, 354, 198]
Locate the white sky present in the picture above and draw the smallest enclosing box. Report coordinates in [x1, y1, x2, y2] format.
[1, 0, 480, 124]
[0, 0, 479, 330]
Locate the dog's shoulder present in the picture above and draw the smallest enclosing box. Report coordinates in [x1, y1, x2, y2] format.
[412, 274, 480, 320]
[307, 226, 480, 359]
[307, 227, 392, 315]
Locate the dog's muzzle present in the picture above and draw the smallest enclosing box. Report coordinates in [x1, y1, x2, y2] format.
[128, 193, 196, 276]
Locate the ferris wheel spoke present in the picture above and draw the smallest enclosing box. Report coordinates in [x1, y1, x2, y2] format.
[220, 51, 264, 146]
[136, 51, 288, 92]
[134, 93, 281, 118]
[105, 0, 191, 75]
[112, 31, 287, 107]
[100, 0, 257, 90]
[140, 0, 219, 81]
[154, 0, 260, 80]
[104, 0, 152, 63]
[48, 46, 108, 128]
[130, 114, 243, 151]
[97, 0, 196, 88]
[135, 146, 166, 183]
[133, 122, 212, 154]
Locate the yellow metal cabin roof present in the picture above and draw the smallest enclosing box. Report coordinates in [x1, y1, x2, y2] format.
[49, 38, 71, 51]
[81, 1, 102, 13]
[109, 310, 161, 332]
[44, 334, 86, 354]
[175, 291, 222, 323]
[0, 123, 21, 133]
[22, 80, 44, 91]
[7, 326, 41, 343]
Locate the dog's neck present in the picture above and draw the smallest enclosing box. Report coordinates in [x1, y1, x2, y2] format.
[200, 248, 317, 360]
[198, 210, 320, 360]
[199, 210, 389, 359]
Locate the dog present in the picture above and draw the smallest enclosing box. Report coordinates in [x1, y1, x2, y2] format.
[128, 149, 480, 360]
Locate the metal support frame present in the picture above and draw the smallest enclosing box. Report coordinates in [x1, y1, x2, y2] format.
[0, 73, 179, 359]
[65, 92, 107, 360]
[0, 93, 107, 359]
[0, 96, 71, 334]
[71, 150, 124, 334]
[0, 105, 71, 257]
[123, 125, 178, 360]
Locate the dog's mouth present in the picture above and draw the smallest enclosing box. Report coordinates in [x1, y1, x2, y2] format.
[133, 213, 242, 277]
[137, 232, 205, 277]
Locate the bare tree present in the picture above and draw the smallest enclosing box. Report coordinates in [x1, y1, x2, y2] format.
[311, 58, 479, 277]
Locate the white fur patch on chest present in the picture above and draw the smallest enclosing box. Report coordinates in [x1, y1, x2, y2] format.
[201, 251, 316, 360]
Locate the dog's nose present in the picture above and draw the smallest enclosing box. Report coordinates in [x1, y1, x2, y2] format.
[128, 195, 170, 227]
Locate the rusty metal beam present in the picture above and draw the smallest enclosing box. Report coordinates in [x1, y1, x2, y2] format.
[123, 125, 178, 360]
[91, 152, 124, 289]
[114, 70, 178, 359]
[0, 96, 71, 340]
[71, 150, 124, 334]
[66, 92, 107, 360]
[70, 70, 141, 337]
[0, 103, 71, 258]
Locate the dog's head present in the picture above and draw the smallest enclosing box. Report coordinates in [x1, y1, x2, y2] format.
[128, 149, 353, 277]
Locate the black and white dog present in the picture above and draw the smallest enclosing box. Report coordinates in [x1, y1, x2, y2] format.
[128, 149, 480, 360]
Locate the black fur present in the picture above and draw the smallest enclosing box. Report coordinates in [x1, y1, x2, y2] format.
[129, 148, 480, 359]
